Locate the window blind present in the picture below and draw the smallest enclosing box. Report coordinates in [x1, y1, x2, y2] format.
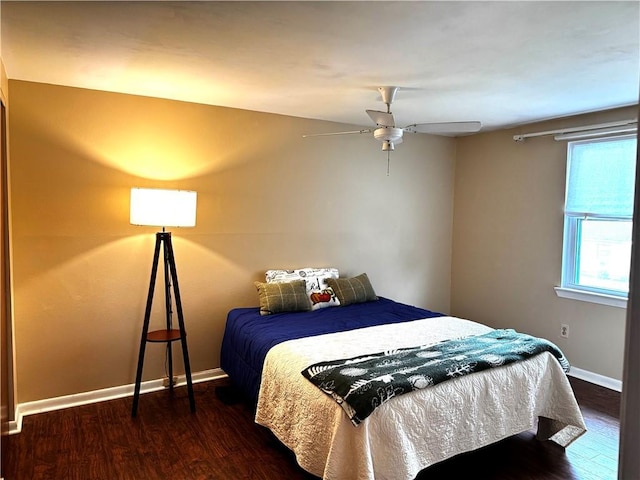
[565, 136, 637, 217]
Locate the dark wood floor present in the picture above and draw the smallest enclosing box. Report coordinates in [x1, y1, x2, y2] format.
[5, 376, 619, 480]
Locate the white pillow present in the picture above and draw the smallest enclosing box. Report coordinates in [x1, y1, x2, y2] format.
[265, 267, 341, 310]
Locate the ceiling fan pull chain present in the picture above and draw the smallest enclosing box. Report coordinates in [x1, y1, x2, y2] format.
[387, 151, 390, 176]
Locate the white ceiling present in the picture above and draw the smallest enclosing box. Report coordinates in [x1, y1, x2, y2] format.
[1, 1, 639, 132]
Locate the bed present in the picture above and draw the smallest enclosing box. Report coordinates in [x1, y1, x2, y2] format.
[220, 296, 586, 480]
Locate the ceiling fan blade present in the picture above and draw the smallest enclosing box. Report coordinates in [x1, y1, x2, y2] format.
[366, 110, 395, 127]
[303, 129, 372, 138]
[404, 121, 482, 135]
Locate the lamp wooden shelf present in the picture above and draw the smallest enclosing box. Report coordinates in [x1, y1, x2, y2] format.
[146, 329, 182, 343]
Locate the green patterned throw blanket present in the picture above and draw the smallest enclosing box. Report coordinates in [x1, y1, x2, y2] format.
[301, 329, 570, 426]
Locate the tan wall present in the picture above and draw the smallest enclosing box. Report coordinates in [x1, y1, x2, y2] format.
[8, 80, 456, 403]
[452, 105, 638, 381]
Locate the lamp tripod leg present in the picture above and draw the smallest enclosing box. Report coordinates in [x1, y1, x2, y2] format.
[165, 235, 196, 413]
[163, 242, 174, 392]
[132, 233, 162, 417]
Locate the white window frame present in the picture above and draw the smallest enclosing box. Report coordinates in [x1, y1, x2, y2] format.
[555, 134, 636, 308]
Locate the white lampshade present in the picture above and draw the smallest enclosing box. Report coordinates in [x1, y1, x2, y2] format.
[130, 188, 197, 227]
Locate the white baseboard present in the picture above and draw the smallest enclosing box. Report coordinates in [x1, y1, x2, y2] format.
[8, 365, 621, 435]
[568, 366, 622, 392]
[9, 368, 227, 435]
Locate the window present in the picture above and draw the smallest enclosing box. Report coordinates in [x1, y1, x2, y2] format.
[558, 135, 637, 306]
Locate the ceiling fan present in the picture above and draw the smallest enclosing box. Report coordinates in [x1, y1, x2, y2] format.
[303, 86, 482, 173]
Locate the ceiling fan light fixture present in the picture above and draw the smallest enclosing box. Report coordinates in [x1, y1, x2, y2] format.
[382, 140, 394, 151]
[374, 127, 403, 143]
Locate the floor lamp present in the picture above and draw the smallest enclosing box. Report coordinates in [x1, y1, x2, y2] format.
[130, 187, 197, 417]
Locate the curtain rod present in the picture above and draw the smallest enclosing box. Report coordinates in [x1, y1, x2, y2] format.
[513, 119, 638, 142]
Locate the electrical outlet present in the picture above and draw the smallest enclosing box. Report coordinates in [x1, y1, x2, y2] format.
[162, 376, 178, 388]
[560, 324, 569, 338]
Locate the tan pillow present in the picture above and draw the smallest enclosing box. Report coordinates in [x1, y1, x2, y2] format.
[326, 273, 378, 306]
[254, 280, 311, 316]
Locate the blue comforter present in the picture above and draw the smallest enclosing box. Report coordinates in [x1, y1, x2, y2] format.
[220, 297, 442, 402]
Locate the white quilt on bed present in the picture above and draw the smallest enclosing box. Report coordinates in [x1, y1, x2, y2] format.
[255, 316, 586, 480]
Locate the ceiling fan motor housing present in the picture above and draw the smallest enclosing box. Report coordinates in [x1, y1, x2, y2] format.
[374, 126, 403, 143]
